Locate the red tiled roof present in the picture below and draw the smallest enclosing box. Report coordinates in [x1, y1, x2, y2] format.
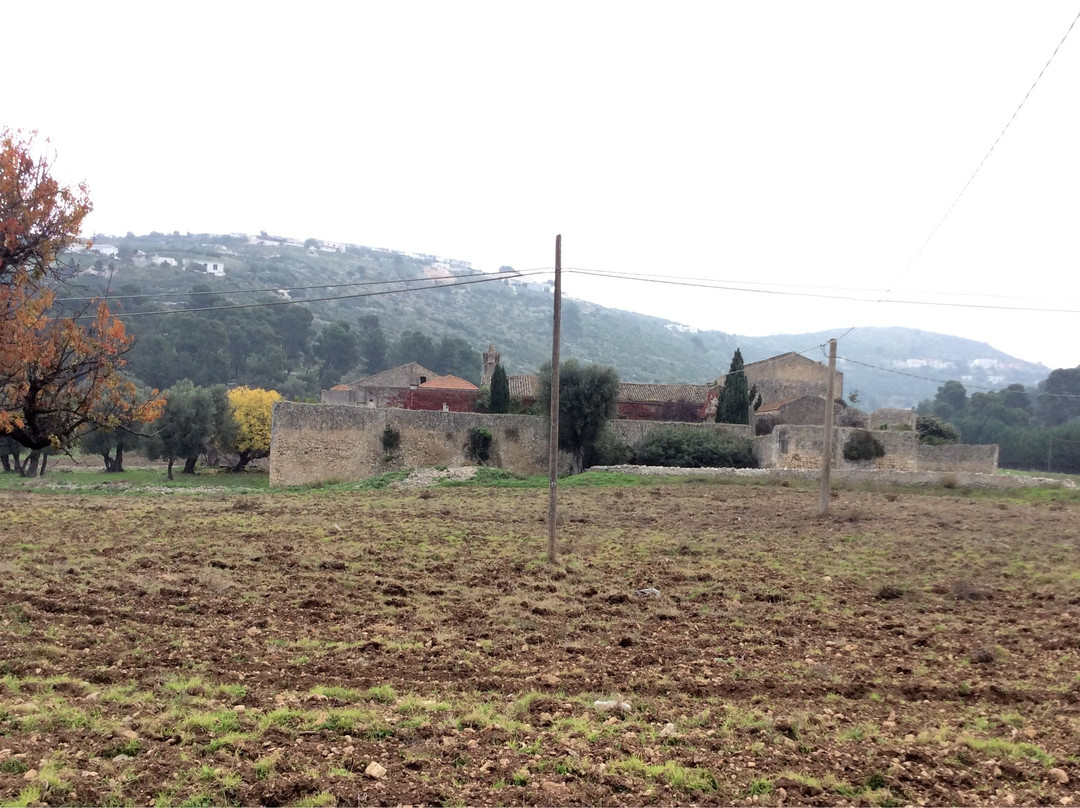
[617, 383, 710, 405]
[754, 397, 802, 414]
[329, 384, 351, 391]
[348, 362, 437, 389]
[418, 375, 479, 391]
[508, 374, 539, 398]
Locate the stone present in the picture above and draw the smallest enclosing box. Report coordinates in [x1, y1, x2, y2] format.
[364, 761, 387, 780]
[121, 729, 138, 740]
[539, 673, 560, 686]
[23, 769, 38, 781]
[659, 723, 677, 738]
[1047, 768, 1069, 785]
[594, 700, 631, 714]
[539, 781, 571, 797]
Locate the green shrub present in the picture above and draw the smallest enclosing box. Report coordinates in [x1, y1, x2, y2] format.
[381, 426, 401, 455]
[634, 427, 754, 469]
[466, 427, 493, 464]
[584, 427, 634, 468]
[916, 414, 960, 445]
[843, 429, 886, 462]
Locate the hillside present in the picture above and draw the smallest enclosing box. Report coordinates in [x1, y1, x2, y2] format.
[68, 232, 1051, 410]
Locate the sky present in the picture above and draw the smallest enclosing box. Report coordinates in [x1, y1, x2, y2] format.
[8, 1, 1080, 369]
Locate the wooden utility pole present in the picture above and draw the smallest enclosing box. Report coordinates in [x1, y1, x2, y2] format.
[818, 339, 838, 515]
[547, 235, 562, 564]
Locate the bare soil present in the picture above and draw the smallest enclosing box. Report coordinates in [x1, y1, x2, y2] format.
[1, 480, 1078, 806]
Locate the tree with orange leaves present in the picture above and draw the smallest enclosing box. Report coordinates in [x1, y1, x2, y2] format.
[0, 128, 161, 476]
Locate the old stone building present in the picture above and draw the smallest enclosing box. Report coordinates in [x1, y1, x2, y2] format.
[404, 375, 480, 412]
[321, 362, 437, 407]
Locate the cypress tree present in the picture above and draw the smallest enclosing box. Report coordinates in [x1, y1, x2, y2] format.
[489, 364, 510, 413]
[716, 348, 750, 424]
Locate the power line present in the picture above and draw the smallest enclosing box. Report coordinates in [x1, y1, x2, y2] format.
[55, 268, 552, 303]
[842, 7, 1080, 344]
[561, 268, 1080, 314]
[838, 354, 1080, 399]
[71, 271, 539, 320]
[566, 267, 1080, 304]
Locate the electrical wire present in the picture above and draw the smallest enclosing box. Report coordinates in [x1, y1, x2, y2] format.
[842, 7, 1080, 345]
[561, 268, 1080, 314]
[71, 270, 546, 320]
[55, 268, 552, 303]
[838, 354, 1080, 399]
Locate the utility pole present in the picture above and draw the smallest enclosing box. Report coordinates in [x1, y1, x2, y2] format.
[547, 235, 562, 564]
[818, 339, 837, 515]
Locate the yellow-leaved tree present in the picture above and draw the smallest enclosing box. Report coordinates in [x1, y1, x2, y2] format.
[226, 386, 282, 472]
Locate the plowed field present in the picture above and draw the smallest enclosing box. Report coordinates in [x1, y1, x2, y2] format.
[1, 479, 1078, 806]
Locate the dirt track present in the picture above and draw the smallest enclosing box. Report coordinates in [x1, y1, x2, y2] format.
[1, 481, 1078, 806]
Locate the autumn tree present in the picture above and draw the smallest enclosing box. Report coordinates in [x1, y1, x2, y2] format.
[225, 385, 282, 472]
[79, 380, 159, 472]
[0, 129, 160, 476]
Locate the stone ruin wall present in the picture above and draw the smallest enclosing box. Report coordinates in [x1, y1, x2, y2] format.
[610, 419, 751, 445]
[271, 404, 995, 487]
[753, 425, 998, 474]
[270, 403, 552, 487]
[271, 404, 755, 487]
[744, 354, 844, 402]
[869, 408, 917, 430]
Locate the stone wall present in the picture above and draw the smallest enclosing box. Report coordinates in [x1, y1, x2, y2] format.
[917, 442, 999, 473]
[870, 408, 917, 430]
[611, 419, 751, 446]
[272, 404, 996, 487]
[744, 353, 844, 402]
[754, 424, 998, 474]
[270, 403, 553, 487]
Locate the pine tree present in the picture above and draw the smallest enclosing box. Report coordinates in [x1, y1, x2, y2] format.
[489, 364, 510, 413]
[715, 349, 750, 424]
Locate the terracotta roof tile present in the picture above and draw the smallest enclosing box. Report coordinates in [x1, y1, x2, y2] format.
[508, 375, 539, 398]
[418, 375, 479, 391]
[348, 362, 437, 389]
[617, 383, 710, 404]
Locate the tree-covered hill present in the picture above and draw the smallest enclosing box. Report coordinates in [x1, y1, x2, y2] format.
[66, 232, 1051, 409]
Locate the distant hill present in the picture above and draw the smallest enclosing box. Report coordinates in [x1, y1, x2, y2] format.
[71, 232, 1052, 410]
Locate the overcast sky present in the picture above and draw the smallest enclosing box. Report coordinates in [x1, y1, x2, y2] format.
[9, 1, 1080, 369]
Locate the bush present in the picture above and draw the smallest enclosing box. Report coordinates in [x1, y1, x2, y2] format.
[465, 427, 493, 464]
[843, 429, 885, 462]
[634, 427, 754, 468]
[583, 427, 634, 468]
[754, 414, 778, 436]
[916, 414, 960, 445]
[381, 426, 401, 455]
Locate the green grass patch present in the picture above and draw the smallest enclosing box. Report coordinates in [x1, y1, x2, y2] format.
[963, 737, 1055, 767]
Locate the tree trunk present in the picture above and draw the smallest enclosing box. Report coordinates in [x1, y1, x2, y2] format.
[21, 451, 41, 478]
[0, 454, 10, 473]
[572, 447, 584, 475]
[40, 454, 48, 475]
[232, 451, 251, 473]
[167, 457, 174, 481]
[183, 456, 198, 474]
[102, 452, 115, 472]
[114, 441, 125, 473]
